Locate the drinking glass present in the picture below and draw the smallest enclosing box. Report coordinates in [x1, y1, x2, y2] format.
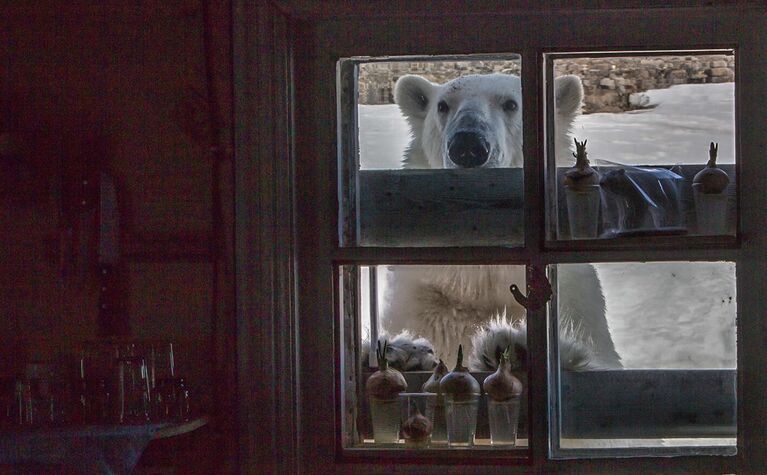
[487, 397, 521, 446]
[369, 396, 401, 444]
[444, 393, 479, 447]
[148, 342, 177, 386]
[400, 393, 432, 447]
[116, 356, 151, 424]
[425, 393, 447, 445]
[149, 342, 181, 420]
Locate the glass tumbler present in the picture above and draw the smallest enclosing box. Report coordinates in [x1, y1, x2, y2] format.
[116, 356, 151, 423]
[444, 393, 479, 447]
[565, 185, 602, 239]
[149, 342, 186, 421]
[400, 393, 432, 447]
[424, 394, 447, 445]
[487, 397, 521, 446]
[368, 396, 401, 444]
[148, 342, 177, 389]
[693, 184, 728, 235]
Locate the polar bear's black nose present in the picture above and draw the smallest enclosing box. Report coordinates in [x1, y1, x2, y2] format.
[448, 131, 490, 168]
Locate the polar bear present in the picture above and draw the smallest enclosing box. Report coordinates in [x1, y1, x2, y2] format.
[377, 73, 621, 371]
[394, 73, 584, 169]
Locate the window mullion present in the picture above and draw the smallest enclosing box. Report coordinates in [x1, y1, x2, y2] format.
[520, 47, 552, 465]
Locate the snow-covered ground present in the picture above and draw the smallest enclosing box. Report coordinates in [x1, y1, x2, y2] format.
[574, 83, 735, 166]
[359, 83, 735, 169]
[357, 83, 737, 369]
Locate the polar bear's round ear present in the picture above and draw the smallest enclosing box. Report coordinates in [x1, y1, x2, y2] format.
[554, 74, 584, 117]
[394, 75, 436, 121]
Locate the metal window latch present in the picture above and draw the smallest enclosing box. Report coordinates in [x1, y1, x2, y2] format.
[510, 266, 553, 312]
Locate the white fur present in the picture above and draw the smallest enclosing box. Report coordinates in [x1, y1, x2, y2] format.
[383, 73, 620, 370]
[468, 314, 612, 372]
[394, 73, 584, 169]
[553, 75, 586, 166]
[382, 265, 621, 369]
[361, 331, 438, 371]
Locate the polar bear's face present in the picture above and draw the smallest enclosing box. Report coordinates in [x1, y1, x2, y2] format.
[394, 73, 583, 169]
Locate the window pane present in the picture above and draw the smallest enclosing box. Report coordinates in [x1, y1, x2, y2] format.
[341, 265, 529, 453]
[545, 52, 736, 241]
[551, 262, 736, 456]
[339, 56, 526, 247]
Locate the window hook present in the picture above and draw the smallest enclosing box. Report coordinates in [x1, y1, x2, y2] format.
[510, 265, 552, 312]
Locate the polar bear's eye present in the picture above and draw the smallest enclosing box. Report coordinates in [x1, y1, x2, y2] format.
[503, 99, 518, 112]
[437, 100, 449, 114]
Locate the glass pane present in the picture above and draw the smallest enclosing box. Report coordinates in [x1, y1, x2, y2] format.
[551, 262, 736, 456]
[340, 264, 529, 453]
[545, 51, 736, 241]
[339, 56, 526, 247]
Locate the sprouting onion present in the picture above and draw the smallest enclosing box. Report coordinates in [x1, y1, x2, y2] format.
[439, 345, 480, 401]
[365, 340, 407, 400]
[563, 138, 600, 189]
[482, 346, 523, 402]
[421, 359, 448, 394]
[693, 142, 729, 194]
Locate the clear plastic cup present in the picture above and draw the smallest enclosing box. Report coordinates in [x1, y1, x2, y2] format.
[565, 185, 601, 239]
[401, 393, 432, 447]
[487, 397, 521, 446]
[693, 184, 728, 235]
[444, 393, 479, 447]
[425, 394, 447, 445]
[369, 396, 401, 444]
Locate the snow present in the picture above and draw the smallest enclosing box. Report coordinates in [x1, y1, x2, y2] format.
[359, 82, 735, 169]
[357, 83, 737, 369]
[358, 105, 412, 170]
[574, 83, 735, 166]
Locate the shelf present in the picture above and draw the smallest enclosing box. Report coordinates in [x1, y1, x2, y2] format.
[0, 416, 210, 473]
[154, 415, 210, 439]
[0, 415, 209, 439]
[356, 438, 529, 449]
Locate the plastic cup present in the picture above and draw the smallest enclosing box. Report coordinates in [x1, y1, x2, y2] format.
[425, 394, 447, 445]
[400, 393, 432, 447]
[444, 393, 479, 447]
[693, 184, 728, 235]
[369, 396, 401, 444]
[565, 185, 601, 239]
[487, 397, 521, 446]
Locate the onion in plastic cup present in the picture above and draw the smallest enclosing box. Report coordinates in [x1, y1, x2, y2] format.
[366, 340, 407, 444]
[483, 347, 523, 446]
[563, 138, 601, 239]
[440, 345, 480, 446]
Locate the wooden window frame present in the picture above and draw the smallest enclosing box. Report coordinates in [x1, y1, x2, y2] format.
[233, 1, 767, 473]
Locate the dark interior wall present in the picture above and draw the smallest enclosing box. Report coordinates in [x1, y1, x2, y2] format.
[0, 2, 234, 458]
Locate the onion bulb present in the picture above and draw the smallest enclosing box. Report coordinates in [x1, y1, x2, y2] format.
[365, 340, 407, 400]
[563, 138, 600, 189]
[482, 346, 523, 402]
[401, 405, 432, 446]
[439, 345, 480, 401]
[693, 142, 729, 194]
[421, 359, 448, 394]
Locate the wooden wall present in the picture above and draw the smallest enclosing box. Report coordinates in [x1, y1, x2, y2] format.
[0, 1, 235, 471]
